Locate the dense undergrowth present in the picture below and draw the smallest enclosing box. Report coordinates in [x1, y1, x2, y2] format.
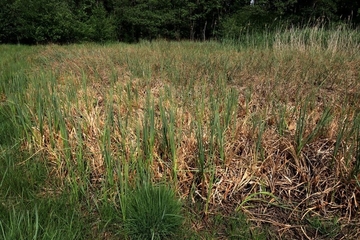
[1, 26, 360, 239]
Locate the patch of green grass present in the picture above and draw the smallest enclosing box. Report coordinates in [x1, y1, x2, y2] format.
[0, 65, 92, 239]
[225, 212, 266, 240]
[0, 104, 18, 146]
[124, 183, 183, 240]
[0, 141, 96, 239]
[0, 143, 89, 239]
[307, 216, 341, 239]
[0, 108, 46, 202]
[0, 196, 91, 240]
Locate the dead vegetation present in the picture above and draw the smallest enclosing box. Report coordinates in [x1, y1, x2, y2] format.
[20, 33, 360, 239]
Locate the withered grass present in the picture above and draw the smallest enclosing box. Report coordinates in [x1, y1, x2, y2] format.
[12, 27, 360, 238]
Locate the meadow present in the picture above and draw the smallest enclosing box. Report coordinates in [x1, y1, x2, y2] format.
[1, 26, 360, 239]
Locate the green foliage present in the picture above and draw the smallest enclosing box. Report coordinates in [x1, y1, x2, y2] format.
[192, 211, 266, 239]
[301, 0, 339, 21]
[0, 105, 17, 145]
[223, 212, 266, 240]
[0, 198, 86, 240]
[73, 0, 116, 42]
[220, 5, 279, 40]
[115, 0, 184, 41]
[350, 113, 360, 178]
[10, 0, 77, 43]
[0, 0, 116, 43]
[86, 4, 116, 42]
[0, 130, 85, 240]
[0, 0, 359, 43]
[0, 0, 18, 43]
[307, 216, 341, 238]
[124, 183, 183, 240]
[295, 105, 333, 155]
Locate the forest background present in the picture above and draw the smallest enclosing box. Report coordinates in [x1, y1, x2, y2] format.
[1, 0, 359, 44]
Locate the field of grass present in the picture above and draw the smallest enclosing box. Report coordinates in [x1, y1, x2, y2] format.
[1, 26, 360, 239]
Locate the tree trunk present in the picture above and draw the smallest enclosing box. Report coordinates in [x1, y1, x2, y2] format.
[202, 21, 207, 41]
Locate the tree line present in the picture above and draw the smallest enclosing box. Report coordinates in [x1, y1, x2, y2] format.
[0, 0, 359, 44]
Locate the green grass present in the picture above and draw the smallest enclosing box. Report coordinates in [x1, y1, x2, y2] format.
[306, 216, 341, 239]
[0, 130, 88, 239]
[0, 105, 17, 146]
[0, 198, 87, 240]
[1, 25, 360, 239]
[123, 183, 183, 240]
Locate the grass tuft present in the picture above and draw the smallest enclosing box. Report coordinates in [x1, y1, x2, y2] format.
[124, 183, 183, 240]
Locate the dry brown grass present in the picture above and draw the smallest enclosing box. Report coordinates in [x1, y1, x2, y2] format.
[21, 34, 360, 238]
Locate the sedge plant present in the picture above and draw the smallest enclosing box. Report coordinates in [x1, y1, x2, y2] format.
[124, 183, 183, 240]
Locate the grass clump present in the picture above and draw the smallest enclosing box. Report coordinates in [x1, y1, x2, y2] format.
[124, 183, 183, 240]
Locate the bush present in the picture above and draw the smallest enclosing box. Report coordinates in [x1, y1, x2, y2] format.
[220, 5, 279, 39]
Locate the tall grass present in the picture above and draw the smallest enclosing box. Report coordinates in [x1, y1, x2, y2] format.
[1, 25, 360, 238]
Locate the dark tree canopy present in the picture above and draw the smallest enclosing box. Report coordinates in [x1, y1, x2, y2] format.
[0, 0, 359, 44]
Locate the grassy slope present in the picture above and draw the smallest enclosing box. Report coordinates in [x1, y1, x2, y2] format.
[1, 26, 360, 239]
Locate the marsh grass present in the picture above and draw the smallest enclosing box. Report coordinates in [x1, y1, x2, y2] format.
[124, 183, 183, 240]
[1, 25, 360, 238]
[0, 129, 88, 240]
